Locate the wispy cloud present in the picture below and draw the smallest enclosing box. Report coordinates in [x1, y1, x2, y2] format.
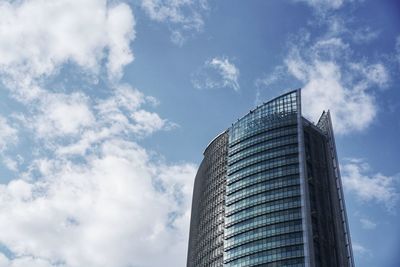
[285, 47, 389, 133]
[341, 159, 399, 212]
[353, 27, 380, 44]
[141, 0, 208, 46]
[255, 66, 286, 89]
[293, 0, 345, 14]
[251, 0, 395, 135]
[360, 218, 377, 230]
[256, 13, 390, 134]
[396, 35, 400, 68]
[352, 242, 372, 256]
[192, 56, 240, 91]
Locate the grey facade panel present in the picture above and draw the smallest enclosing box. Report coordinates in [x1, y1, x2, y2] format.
[187, 131, 228, 267]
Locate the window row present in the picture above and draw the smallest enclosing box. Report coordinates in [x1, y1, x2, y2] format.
[224, 244, 304, 267]
[229, 92, 297, 142]
[227, 165, 299, 192]
[228, 125, 297, 156]
[226, 175, 300, 204]
[194, 241, 224, 265]
[225, 197, 302, 227]
[228, 138, 298, 166]
[225, 232, 303, 261]
[192, 245, 223, 267]
[245, 258, 304, 267]
[226, 186, 301, 216]
[229, 115, 297, 147]
[228, 141, 298, 170]
[227, 156, 299, 184]
[227, 148, 299, 175]
[225, 219, 303, 249]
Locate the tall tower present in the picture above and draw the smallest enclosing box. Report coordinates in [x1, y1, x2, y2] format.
[187, 89, 354, 267]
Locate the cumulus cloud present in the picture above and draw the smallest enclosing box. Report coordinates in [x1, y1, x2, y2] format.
[30, 92, 95, 139]
[0, 0, 135, 101]
[0, 1, 196, 266]
[0, 140, 196, 267]
[141, 0, 208, 45]
[192, 56, 240, 91]
[341, 159, 399, 212]
[284, 33, 389, 134]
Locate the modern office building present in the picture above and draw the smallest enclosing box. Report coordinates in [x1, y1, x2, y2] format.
[187, 89, 354, 267]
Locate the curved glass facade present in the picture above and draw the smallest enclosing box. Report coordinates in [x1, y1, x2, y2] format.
[225, 91, 304, 267]
[187, 89, 354, 267]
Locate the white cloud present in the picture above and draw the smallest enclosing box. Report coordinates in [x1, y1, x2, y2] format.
[311, 37, 349, 59]
[282, 2, 391, 137]
[360, 218, 377, 230]
[286, 53, 376, 133]
[293, 0, 365, 15]
[271, 3, 391, 135]
[0, 142, 196, 267]
[0, 116, 17, 152]
[131, 110, 168, 136]
[30, 92, 95, 139]
[0, 255, 55, 267]
[341, 159, 399, 212]
[0, 116, 19, 173]
[97, 84, 146, 113]
[395, 35, 400, 67]
[170, 30, 185, 46]
[2, 156, 18, 172]
[141, 0, 206, 30]
[0, 253, 8, 267]
[349, 62, 389, 88]
[0, 2, 196, 267]
[208, 57, 240, 90]
[352, 242, 371, 256]
[0, 85, 193, 267]
[284, 34, 390, 134]
[141, 0, 208, 45]
[294, 0, 345, 12]
[353, 27, 380, 44]
[255, 66, 286, 89]
[0, 0, 135, 101]
[192, 56, 240, 91]
[0, 81, 185, 267]
[51, 85, 170, 157]
[106, 3, 135, 81]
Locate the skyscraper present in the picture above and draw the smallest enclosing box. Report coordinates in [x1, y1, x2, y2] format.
[187, 89, 354, 267]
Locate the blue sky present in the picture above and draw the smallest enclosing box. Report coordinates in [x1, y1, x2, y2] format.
[0, 0, 399, 266]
